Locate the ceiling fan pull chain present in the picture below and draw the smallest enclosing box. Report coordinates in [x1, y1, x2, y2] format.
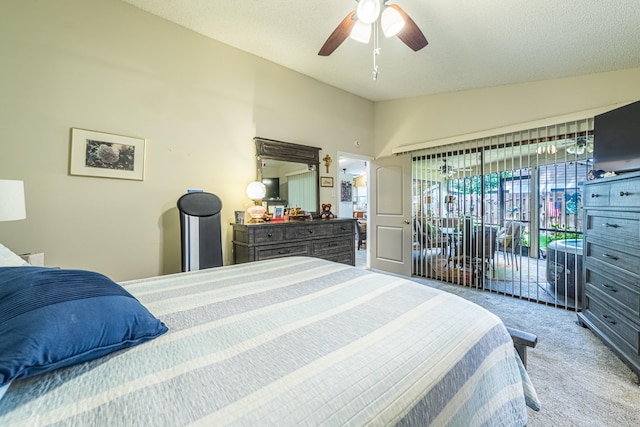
[372, 21, 380, 80]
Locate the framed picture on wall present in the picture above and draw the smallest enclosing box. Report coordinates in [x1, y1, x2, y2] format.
[320, 176, 334, 187]
[69, 128, 146, 181]
[340, 180, 352, 202]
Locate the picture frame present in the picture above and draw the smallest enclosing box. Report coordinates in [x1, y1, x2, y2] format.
[234, 210, 245, 224]
[70, 128, 146, 181]
[340, 180, 352, 202]
[273, 206, 284, 219]
[320, 176, 334, 187]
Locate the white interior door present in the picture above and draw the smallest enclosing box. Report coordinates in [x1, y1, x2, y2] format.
[369, 154, 412, 276]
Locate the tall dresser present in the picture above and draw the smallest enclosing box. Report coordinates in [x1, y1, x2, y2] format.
[232, 218, 356, 266]
[578, 170, 640, 376]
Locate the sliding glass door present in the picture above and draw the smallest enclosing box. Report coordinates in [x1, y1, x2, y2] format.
[410, 122, 593, 310]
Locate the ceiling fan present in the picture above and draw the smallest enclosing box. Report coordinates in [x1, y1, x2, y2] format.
[566, 136, 594, 155]
[318, 0, 428, 57]
[437, 159, 472, 177]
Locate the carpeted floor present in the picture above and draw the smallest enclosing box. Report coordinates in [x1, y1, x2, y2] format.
[420, 252, 582, 308]
[410, 276, 640, 427]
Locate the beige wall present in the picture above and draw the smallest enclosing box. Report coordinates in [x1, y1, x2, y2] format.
[374, 67, 640, 156]
[0, 0, 374, 281]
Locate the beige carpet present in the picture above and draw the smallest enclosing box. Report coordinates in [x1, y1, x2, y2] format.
[409, 276, 640, 427]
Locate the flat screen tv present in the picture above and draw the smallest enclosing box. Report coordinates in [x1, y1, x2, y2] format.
[261, 178, 280, 199]
[593, 100, 640, 174]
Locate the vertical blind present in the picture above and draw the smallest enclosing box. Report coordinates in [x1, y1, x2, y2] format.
[406, 119, 593, 310]
[287, 171, 316, 212]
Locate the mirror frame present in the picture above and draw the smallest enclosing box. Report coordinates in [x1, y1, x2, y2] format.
[254, 137, 321, 216]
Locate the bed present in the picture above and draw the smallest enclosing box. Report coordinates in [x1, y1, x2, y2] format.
[0, 254, 539, 426]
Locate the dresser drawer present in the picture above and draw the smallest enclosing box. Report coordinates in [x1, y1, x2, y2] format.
[585, 211, 640, 242]
[583, 182, 610, 207]
[252, 227, 285, 244]
[255, 243, 309, 260]
[610, 179, 640, 207]
[333, 221, 355, 236]
[311, 237, 354, 257]
[585, 239, 640, 276]
[584, 296, 640, 358]
[586, 267, 640, 319]
[285, 223, 334, 239]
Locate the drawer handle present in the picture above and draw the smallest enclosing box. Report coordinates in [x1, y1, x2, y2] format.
[591, 193, 601, 198]
[602, 253, 619, 261]
[602, 284, 618, 292]
[603, 223, 620, 228]
[327, 243, 339, 248]
[619, 191, 630, 196]
[277, 249, 291, 255]
[601, 314, 617, 325]
[340, 226, 346, 231]
[308, 229, 314, 234]
[267, 233, 273, 238]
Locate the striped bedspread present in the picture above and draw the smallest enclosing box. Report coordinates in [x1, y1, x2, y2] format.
[0, 257, 539, 426]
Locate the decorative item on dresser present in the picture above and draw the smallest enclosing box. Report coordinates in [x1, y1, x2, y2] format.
[245, 181, 268, 222]
[232, 218, 355, 265]
[578, 170, 640, 377]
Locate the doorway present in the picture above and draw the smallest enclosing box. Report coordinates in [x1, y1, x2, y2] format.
[338, 152, 371, 268]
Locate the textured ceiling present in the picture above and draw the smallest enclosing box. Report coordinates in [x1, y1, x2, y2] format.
[123, 0, 640, 102]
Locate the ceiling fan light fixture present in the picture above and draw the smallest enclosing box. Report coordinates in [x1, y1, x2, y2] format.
[566, 138, 593, 155]
[350, 20, 372, 43]
[356, 0, 381, 24]
[537, 144, 557, 155]
[381, 6, 405, 37]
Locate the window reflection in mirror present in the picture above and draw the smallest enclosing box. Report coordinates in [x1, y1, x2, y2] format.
[260, 159, 318, 213]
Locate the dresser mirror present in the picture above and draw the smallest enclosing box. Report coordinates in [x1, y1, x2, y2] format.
[254, 137, 321, 216]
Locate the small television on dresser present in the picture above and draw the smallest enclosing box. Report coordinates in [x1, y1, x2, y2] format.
[261, 177, 280, 200]
[593, 100, 640, 174]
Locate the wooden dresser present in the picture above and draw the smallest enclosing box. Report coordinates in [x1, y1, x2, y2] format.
[232, 218, 356, 266]
[578, 170, 640, 376]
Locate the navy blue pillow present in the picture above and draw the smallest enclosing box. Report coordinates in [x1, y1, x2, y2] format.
[0, 267, 168, 388]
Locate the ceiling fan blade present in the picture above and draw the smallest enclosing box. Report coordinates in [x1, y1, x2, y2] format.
[318, 11, 357, 56]
[390, 4, 428, 52]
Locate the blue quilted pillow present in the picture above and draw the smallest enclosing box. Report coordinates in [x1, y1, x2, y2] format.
[0, 267, 168, 389]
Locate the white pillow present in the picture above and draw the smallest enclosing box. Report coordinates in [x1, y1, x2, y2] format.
[0, 243, 28, 266]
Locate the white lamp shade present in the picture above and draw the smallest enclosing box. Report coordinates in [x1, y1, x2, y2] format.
[246, 181, 266, 200]
[381, 6, 405, 37]
[350, 20, 372, 43]
[356, 0, 381, 24]
[0, 180, 26, 222]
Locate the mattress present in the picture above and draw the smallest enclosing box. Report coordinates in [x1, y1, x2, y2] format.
[0, 256, 539, 426]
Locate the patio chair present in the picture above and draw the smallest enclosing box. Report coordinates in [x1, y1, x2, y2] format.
[413, 218, 448, 253]
[356, 220, 366, 250]
[496, 220, 523, 270]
